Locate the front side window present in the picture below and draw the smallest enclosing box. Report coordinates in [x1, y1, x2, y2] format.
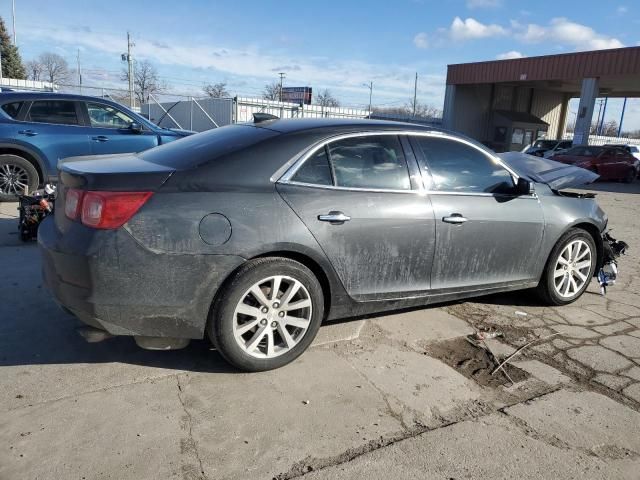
[416, 136, 514, 193]
[26, 101, 79, 125]
[1, 101, 23, 119]
[87, 102, 135, 129]
[326, 135, 410, 190]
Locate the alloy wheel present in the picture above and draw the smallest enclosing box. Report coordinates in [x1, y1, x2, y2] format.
[232, 275, 312, 358]
[0, 163, 30, 196]
[553, 239, 592, 298]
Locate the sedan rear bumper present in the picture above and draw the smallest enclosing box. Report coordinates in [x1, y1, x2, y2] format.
[38, 217, 245, 339]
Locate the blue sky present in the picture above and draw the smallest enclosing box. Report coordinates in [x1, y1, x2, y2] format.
[4, 0, 640, 129]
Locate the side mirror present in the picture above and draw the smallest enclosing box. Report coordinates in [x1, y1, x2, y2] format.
[129, 122, 143, 134]
[515, 177, 534, 195]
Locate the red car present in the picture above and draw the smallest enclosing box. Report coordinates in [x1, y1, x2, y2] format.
[550, 146, 639, 183]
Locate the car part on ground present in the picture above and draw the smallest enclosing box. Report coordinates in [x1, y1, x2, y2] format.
[17, 183, 56, 241]
[597, 231, 629, 295]
[38, 118, 617, 371]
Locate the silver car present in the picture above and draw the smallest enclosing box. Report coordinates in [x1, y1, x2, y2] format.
[40, 118, 615, 371]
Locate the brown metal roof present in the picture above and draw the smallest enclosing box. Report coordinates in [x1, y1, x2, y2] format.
[446, 46, 640, 85]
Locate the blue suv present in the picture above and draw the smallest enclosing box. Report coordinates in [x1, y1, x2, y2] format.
[0, 92, 193, 200]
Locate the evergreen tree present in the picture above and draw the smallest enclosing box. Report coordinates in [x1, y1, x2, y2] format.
[0, 16, 25, 79]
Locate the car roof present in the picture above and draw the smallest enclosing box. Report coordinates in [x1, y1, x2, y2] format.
[0, 91, 119, 103]
[252, 117, 444, 134]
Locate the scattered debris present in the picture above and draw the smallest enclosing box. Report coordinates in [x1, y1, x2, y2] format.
[471, 331, 504, 341]
[515, 311, 528, 317]
[491, 332, 561, 376]
[302, 400, 310, 405]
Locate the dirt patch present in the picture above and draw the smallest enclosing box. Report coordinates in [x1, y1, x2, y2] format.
[425, 337, 528, 388]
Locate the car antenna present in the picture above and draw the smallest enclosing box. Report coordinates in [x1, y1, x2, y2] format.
[253, 113, 279, 123]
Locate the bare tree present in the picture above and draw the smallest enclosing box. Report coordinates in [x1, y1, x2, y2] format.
[203, 82, 229, 98]
[38, 52, 71, 84]
[121, 60, 167, 105]
[316, 89, 340, 107]
[262, 82, 280, 101]
[25, 60, 44, 81]
[373, 101, 441, 119]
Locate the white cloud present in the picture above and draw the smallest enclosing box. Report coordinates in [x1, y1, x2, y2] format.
[617, 5, 628, 14]
[496, 50, 524, 60]
[449, 17, 507, 41]
[466, 0, 501, 8]
[516, 17, 624, 50]
[413, 32, 429, 49]
[23, 25, 447, 108]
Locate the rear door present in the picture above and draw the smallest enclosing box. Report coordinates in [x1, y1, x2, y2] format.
[82, 101, 159, 154]
[278, 133, 436, 300]
[409, 133, 545, 291]
[21, 99, 92, 164]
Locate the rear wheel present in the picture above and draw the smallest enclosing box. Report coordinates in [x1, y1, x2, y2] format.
[208, 257, 324, 371]
[623, 168, 636, 183]
[0, 155, 39, 201]
[536, 228, 596, 306]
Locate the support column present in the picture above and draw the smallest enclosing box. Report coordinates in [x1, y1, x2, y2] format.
[573, 78, 599, 146]
[442, 84, 456, 130]
[556, 94, 570, 139]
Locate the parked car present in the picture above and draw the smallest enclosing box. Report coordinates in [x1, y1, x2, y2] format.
[550, 146, 639, 182]
[0, 92, 194, 201]
[603, 143, 640, 162]
[523, 139, 573, 158]
[40, 118, 611, 371]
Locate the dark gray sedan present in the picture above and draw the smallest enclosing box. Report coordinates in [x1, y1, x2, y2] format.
[39, 118, 609, 371]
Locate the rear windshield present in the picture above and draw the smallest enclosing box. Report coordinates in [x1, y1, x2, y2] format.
[141, 124, 279, 169]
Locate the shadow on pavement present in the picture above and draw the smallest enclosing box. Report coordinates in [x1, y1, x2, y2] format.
[579, 180, 640, 195]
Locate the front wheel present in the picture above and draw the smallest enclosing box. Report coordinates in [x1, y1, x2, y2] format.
[208, 257, 324, 371]
[536, 228, 597, 306]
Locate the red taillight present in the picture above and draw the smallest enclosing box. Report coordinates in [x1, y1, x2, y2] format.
[80, 191, 153, 229]
[65, 189, 152, 229]
[64, 188, 84, 220]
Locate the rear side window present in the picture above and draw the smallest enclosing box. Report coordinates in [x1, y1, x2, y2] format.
[327, 135, 410, 190]
[26, 100, 79, 125]
[416, 136, 513, 193]
[1, 101, 23, 119]
[292, 147, 333, 185]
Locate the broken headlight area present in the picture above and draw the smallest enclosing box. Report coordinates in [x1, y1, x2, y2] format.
[598, 231, 629, 295]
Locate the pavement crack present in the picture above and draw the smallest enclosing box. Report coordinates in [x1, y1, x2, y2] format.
[176, 375, 208, 480]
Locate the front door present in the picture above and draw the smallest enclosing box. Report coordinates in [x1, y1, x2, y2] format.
[409, 134, 545, 291]
[83, 101, 159, 155]
[278, 134, 436, 300]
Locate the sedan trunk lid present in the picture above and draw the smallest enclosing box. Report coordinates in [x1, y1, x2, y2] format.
[498, 152, 599, 190]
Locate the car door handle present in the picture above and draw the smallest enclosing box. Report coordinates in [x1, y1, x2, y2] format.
[442, 213, 468, 224]
[92, 136, 109, 142]
[18, 129, 37, 136]
[318, 211, 351, 224]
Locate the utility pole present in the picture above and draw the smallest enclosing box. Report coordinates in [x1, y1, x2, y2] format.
[127, 32, 134, 108]
[0, 47, 3, 85]
[278, 72, 286, 102]
[598, 97, 608, 135]
[11, 0, 16, 45]
[77, 49, 82, 93]
[412, 72, 418, 117]
[364, 81, 373, 118]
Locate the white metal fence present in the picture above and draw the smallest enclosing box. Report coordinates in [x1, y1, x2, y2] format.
[562, 132, 640, 146]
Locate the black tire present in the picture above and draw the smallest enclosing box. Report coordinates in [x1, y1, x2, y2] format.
[623, 168, 636, 184]
[207, 257, 325, 372]
[0, 154, 39, 202]
[536, 228, 597, 306]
